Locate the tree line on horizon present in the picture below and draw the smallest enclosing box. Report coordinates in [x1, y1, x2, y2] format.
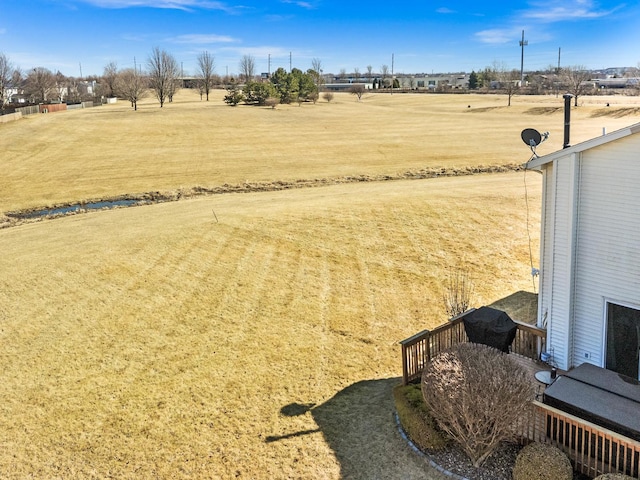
[2, 49, 638, 112]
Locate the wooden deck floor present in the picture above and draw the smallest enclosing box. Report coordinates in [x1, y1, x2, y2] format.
[510, 353, 560, 400]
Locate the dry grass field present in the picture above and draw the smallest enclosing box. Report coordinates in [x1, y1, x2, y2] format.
[0, 90, 638, 479]
[1, 89, 639, 214]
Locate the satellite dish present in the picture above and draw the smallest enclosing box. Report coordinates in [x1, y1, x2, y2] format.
[521, 128, 543, 147]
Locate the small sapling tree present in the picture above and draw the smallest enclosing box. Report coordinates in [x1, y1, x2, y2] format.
[322, 92, 334, 103]
[350, 83, 365, 101]
[442, 268, 474, 318]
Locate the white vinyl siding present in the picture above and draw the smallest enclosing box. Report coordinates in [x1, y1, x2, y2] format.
[538, 165, 554, 330]
[534, 123, 640, 372]
[539, 155, 577, 370]
[572, 136, 640, 368]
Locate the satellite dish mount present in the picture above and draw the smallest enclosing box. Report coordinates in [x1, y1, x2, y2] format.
[521, 128, 549, 158]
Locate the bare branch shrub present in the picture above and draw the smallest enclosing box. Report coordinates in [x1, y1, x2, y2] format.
[322, 92, 334, 103]
[349, 83, 365, 101]
[442, 268, 474, 318]
[421, 343, 533, 467]
[265, 97, 280, 109]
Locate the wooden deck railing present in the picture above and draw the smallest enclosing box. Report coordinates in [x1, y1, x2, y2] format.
[399, 308, 547, 385]
[399, 311, 640, 478]
[518, 401, 640, 478]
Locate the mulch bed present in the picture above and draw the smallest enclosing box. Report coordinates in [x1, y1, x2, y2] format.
[423, 442, 521, 480]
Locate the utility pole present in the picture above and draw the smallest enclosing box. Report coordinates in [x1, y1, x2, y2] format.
[268, 54, 271, 77]
[557, 47, 561, 73]
[391, 53, 394, 95]
[519, 30, 528, 86]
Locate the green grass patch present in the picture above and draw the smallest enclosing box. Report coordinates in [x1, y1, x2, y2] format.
[393, 383, 448, 451]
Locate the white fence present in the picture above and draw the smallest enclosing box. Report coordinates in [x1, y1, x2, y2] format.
[0, 112, 22, 124]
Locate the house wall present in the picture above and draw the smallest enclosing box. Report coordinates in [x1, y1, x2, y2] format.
[571, 135, 640, 368]
[539, 155, 578, 370]
[539, 133, 640, 371]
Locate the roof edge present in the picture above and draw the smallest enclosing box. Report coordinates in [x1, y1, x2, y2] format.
[527, 121, 640, 170]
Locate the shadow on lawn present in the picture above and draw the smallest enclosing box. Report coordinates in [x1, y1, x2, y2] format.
[489, 290, 538, 325]
[266, 377, 441, 479]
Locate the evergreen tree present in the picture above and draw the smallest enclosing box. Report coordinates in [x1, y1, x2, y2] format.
[468, 71, 479, 90]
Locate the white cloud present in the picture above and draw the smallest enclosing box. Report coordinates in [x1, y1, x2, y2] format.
[522, 1, 623, 22]
[436, 7, 455, 14]
[280, 0, 315, 9]
[218, 45, 292, 58]
[169, 33, 237, 44]
[76, 0, 240, 13]
[474, 28, 520, 45]
[264, 14, 294, 21]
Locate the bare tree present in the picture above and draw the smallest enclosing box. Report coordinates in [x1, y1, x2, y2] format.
[239, 55, 256, 83]
[196, 78, 206, 100]
[561, 65, 593, 106]
[422, 343, 533, 467]
[147, 47, 179, 107]
[310, 57, 324, 90]
[66, 77, 82, 104]
[26, 67, 56, 103]
[196, 51, 215, 101]
[339, 68, 346, 81]
[353, 67, 361, 83]
[311, 57, 322, 75]
[478, 64, 497, 89]
[380, 64, 389, 87]
[54, 70, 67, 102]
[102, 61, 118, 98]
[366, 65, 373, 82]
[442, 269, 474, 318]
[166, 65, 180, 103]
[0, 52, 13, 110]
[349, 83, 365, 101]
[116, 67, 148, 110]
[496, 63, 520, 106]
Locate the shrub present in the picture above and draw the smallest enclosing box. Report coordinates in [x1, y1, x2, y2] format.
[265, 97, 280, 109]
[349, 84, 365, 101]
[421, 343, 533, 467]
[512, 442, 572, 480]
[322, 92, 334, 103]
[393, 384, 448, 451]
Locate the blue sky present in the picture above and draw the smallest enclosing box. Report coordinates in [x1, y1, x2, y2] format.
[2, 0, 639, 77]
